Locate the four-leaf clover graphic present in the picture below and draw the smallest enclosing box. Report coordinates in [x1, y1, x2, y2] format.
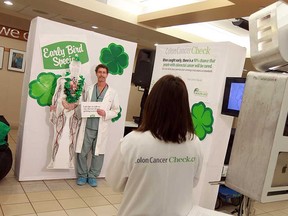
[191, 101, 214, 141]
[29, 72, 61, 106]
[100, 43, 129, 75]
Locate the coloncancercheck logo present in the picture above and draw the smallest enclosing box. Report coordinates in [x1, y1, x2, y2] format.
[135, 156, 197, 164]
[193, 88, 208, 97]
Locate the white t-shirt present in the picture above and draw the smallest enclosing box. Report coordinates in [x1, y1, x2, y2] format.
[106, 131, 203, 216]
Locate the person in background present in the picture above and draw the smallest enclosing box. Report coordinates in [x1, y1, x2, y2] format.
[76, 64, 120, 187]
[106, 74, 203, 216]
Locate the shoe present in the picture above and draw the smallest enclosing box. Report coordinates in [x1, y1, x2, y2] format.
[77, 177, 87, 186]
[88, 178, 97, 187]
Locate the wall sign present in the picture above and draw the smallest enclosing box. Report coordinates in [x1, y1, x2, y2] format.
[0, 24, 29, 41]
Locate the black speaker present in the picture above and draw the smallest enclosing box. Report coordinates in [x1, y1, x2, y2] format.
[132, 49, 155, 89]
[232, 18, 249, 31]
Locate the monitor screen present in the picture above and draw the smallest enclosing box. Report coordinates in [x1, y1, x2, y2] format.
[221, 77, 246, 117]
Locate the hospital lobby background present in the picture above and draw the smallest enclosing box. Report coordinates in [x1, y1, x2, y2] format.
[1, 21, 288, 216]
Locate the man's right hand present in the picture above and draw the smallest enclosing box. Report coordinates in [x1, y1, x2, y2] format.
[62, 100, 70, 109]
[50, 105, 56, 112]
[62, 100, 77, 111]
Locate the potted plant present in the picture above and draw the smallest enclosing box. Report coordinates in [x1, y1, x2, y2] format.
[0, 121, 13, 181]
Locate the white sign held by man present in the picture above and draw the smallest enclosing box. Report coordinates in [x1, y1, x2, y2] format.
[81, 102, 101, 118]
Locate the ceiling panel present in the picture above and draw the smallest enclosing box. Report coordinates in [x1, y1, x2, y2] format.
[0, 1, 27, 11]
[137, 0, 278, 28]
[50, 15, 85, 26]
[19, 6, 58, 19]
[0, 0, 283, 51]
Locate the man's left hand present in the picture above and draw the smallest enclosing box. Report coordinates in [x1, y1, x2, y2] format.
[97, 109, 106, 117]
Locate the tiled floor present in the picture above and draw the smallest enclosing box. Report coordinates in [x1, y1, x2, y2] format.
[0, 130, 121, 216]
[1, 129, 288, 216]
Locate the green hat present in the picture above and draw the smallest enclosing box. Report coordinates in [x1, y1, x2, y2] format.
[0, 121, 10, 145]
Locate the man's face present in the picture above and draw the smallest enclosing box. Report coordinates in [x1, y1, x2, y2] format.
[96, 67, 108, 83]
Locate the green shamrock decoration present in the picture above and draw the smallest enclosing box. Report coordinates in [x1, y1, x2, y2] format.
[0, 121, 10, 146]
[112, 106, 122, 123]
[191, 101, 214, 141]
[100, 43, 129, 75]
[29, 72, 61, 107]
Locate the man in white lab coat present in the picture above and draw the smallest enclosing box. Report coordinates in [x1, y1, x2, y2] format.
[76, 64, 120, 187]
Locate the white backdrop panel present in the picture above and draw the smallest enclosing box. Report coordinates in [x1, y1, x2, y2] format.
[151, 42, 246, 209]
[15, 17, 136, 181]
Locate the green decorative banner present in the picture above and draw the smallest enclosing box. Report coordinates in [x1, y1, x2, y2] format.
[41, 41, 89, 69]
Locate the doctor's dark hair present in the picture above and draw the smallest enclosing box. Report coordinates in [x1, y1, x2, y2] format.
[137, 75, 194, 143]
[95, 64, 109, 74]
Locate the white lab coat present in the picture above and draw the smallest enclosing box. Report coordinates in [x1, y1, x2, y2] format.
[106, 131, 203, 216]
[75, 84, 120, 155]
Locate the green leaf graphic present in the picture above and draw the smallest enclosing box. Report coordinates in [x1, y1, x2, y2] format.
[191, 101, 214, 141]
[29, 72, 61, 107]
[100, 43, 129, 75]
[112, 106, 122, 122]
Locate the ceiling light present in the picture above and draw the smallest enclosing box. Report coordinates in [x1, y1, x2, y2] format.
[138, 0, 206, 13]
[154, 43, 158, 46]
[4, 1, 13, 5]
[92, 26, 98, 29]
[172, 22, 250, 57]
[106, 0, 206, 15]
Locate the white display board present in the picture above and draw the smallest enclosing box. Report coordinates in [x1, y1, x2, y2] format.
[15, 17, 136, 181]
[151, 42, 246, 209]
